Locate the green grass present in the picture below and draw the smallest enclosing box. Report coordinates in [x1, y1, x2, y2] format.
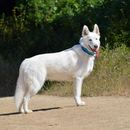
[40, 44, 130, 97]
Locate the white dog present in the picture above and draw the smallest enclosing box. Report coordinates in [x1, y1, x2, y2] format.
[14, 24, 100, 113]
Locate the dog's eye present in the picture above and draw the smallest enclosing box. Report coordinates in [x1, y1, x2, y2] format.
[95, 38, 98, 40]
[89, 39, 92, 42]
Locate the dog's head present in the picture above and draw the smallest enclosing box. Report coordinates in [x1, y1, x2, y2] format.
[80, 24, 100, 54]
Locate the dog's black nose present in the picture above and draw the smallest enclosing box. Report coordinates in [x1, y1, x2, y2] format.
[94, 45, 98, 49]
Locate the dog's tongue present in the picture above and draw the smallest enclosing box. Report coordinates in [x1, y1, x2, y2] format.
[96, 50, 100, 58]
[89, 46, 99, 58]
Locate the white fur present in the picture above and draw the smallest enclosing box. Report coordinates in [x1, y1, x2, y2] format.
[14, 24, 100, 113]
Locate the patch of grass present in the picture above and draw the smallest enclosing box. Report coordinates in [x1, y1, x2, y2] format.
[40, 81, 73, 96]
[82, 44, 130, 96]
[41, 44, 130, 97]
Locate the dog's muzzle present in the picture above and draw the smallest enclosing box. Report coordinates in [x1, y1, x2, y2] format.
[81, 45, 99, 58]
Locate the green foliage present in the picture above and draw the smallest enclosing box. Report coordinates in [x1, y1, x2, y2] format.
[0, 0, 130, 61]
[102, 0, 130, 47]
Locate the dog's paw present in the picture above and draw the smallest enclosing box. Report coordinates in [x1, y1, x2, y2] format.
[19, 108, 25, 114]
[25, 109, 33, 114]
[76, 101, 86, 106]
[20, 110, 25, 114]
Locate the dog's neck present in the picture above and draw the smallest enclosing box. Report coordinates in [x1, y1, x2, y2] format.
[80, 45, 96, 57]
[79, 38, 96, 57]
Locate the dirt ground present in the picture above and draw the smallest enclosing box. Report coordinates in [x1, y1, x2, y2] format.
[0, 95, 130, 130]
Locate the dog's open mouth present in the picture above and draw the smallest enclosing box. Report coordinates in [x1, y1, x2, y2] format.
[88, 45, 97, 52]
[88, 45, 100, 58]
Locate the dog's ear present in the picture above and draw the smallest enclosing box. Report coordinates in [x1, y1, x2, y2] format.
[82, 25, 90, 36]
[93, 24, 100, 35]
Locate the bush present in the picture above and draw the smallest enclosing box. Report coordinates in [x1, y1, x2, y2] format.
[42, 45, 130, 96]
[82, 44, 130, 96]
[0, 0, 130, 60]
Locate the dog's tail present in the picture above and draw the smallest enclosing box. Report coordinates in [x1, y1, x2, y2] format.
[14, 73, 25, 111]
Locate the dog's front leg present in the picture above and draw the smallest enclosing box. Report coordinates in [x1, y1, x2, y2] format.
[74, 77, 85, 106]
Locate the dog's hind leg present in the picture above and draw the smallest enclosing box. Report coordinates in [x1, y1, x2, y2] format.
[23, 78, 44, 113]
[23, 70, 47, 114]
[23, 93, 32, 113]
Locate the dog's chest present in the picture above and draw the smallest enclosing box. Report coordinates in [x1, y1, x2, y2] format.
[85, 59, 94, 76]
[76, 57, 94, 78]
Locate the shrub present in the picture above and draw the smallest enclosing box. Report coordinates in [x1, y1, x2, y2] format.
[42, 45, 130, 96]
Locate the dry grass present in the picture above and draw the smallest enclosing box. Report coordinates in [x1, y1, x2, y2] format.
[41, 45, 130, 97]
[0, 45, 129, 97]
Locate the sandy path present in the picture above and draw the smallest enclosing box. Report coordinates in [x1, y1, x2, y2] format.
[0, 95, 130, 130]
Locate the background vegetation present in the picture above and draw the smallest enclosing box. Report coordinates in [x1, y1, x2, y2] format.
[0, 0, 129, 97]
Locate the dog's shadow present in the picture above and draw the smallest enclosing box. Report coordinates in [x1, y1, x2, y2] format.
[0, 107, 61, 116]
